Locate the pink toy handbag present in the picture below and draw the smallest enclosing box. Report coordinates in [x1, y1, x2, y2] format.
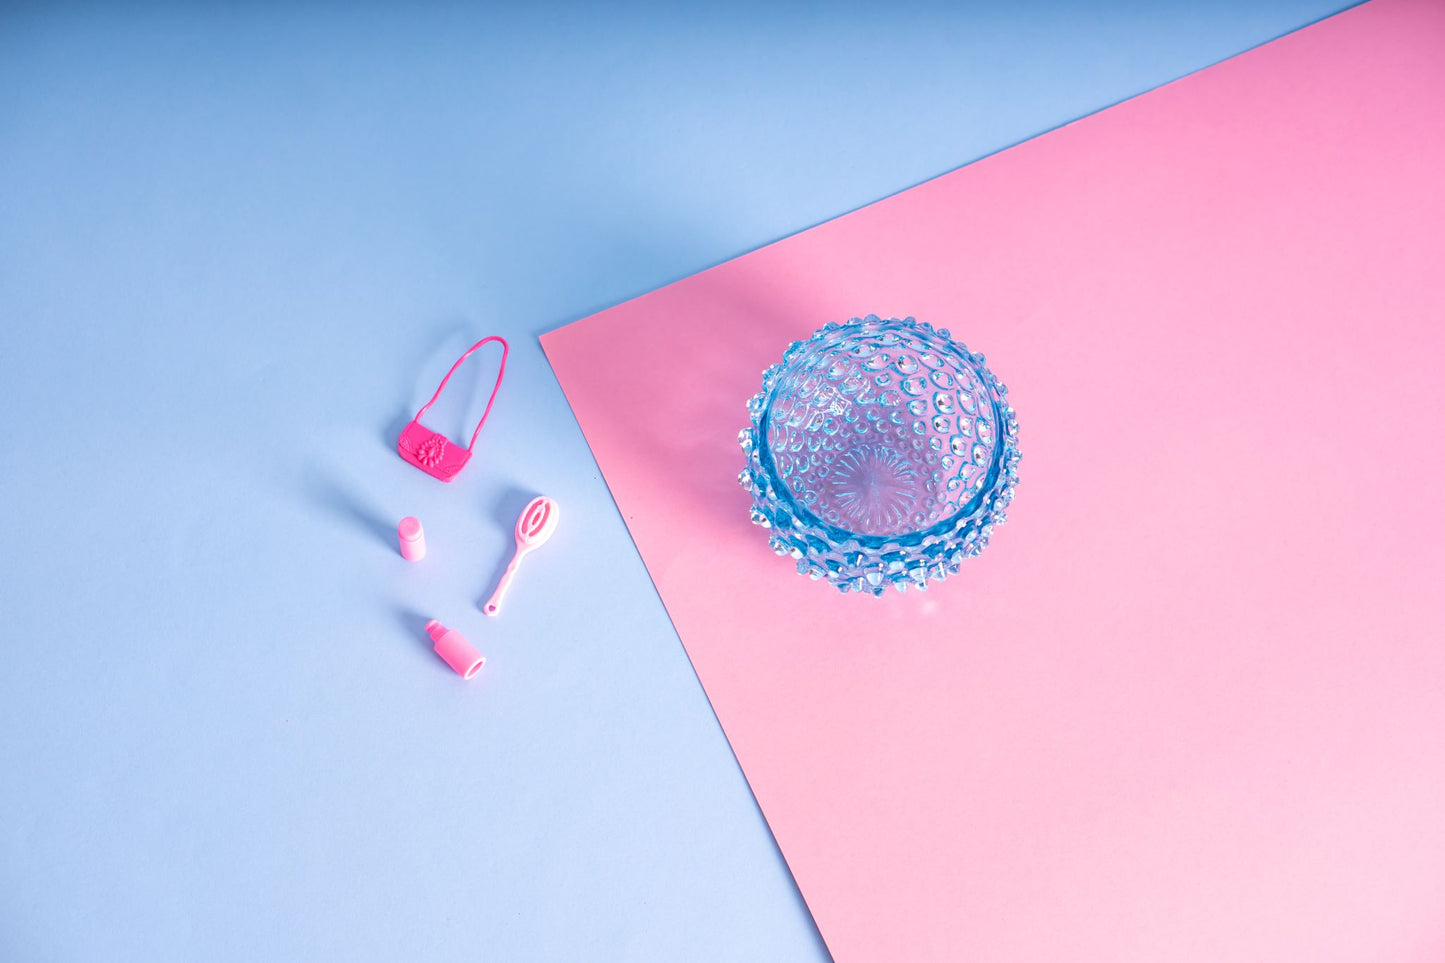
[397, 335, 508, 482]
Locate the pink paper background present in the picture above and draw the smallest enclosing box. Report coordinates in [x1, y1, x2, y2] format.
[542, 1, 1445, 958]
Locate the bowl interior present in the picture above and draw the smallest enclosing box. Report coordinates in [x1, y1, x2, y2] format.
[763, 320, 1000, 539]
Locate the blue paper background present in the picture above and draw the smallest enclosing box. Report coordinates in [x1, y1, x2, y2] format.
[0, 2, 1353, 959]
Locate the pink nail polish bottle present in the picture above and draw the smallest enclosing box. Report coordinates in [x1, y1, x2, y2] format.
[398, 517, 426, 561]
[426, 620, 485, 679]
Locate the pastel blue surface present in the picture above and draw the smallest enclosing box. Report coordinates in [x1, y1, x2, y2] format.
[0, 3, 1352, 960]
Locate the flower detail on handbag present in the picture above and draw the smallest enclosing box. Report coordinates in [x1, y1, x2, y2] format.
[417, 435, 447, 468]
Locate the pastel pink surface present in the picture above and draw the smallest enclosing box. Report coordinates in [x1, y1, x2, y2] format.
[542, 2, 1445, 959]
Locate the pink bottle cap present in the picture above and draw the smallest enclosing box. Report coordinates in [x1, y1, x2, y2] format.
[426, 619, 485, 679]
[398, 516, 426, 561]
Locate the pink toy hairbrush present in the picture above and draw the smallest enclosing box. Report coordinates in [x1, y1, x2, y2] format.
[483, 495, 560, 616]
[397, 335, 508, 482]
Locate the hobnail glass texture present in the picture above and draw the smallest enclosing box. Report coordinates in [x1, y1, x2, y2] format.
[739, 315, 1020, 596]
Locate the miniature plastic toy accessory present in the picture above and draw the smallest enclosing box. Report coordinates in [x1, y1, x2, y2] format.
[483, 495, 560, 616]
[397, 516, 426, 561]
[426, 619, 485, 679]
[397, 335, 509, 482]
[739, 315, 1020, 596]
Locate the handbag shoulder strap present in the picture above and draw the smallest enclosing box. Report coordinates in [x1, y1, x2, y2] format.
[412, 335, 509, 452]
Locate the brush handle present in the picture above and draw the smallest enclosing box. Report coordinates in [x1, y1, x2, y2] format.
[483, 545, 526, 616]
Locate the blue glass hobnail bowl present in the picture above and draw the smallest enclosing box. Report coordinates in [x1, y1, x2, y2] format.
[738, 315, 1020, 596]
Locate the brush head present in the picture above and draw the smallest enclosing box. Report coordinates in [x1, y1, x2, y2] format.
[515, 495, 559, 548]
